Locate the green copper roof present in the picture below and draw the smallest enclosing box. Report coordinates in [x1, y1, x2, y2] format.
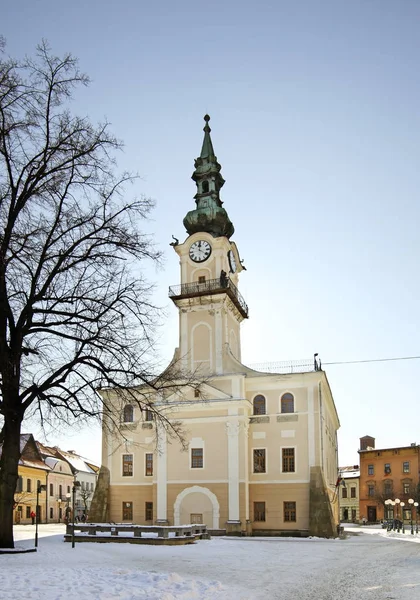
[183, 115, 234, 239]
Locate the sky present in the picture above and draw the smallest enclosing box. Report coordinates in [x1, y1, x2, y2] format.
[2, 0, 420, 468]
[3, 524, 420, 598]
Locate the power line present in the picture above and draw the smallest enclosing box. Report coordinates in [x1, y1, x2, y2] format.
[323, 355, 420, 366]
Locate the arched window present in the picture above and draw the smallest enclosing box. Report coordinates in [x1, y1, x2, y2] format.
[281, 393, 294, 413]
[123, 404, 134, 423]
[253, 394, 266, 415]
[202, 180, 209, 193]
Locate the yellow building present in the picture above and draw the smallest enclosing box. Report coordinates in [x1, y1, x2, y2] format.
[339, 466, 360, 523]
[100, 116, 340, 537]
[14, 434, 49, 524]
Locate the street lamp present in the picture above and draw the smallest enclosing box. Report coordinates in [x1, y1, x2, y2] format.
[414, 502, 419, 534]
[71, 479, 81, 549]
[384, 499, 393, 531]
[57, 498, 62, 523]
[395, 499, 401, 531]
[400, 502, 405, 533]
[35, 484, 47, 548]
[408, 499, 414, 534]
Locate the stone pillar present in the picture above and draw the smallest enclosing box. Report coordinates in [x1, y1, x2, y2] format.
[226, 420, 241, 534]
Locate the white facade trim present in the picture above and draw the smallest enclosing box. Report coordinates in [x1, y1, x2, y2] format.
[156, 426, 167, 520]
[173, 485, 220, 529]
[226, 420, 240, 520]
[308, 385, 315, 466]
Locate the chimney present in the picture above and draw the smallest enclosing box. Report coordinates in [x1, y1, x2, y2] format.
[360, 435, 375, 451]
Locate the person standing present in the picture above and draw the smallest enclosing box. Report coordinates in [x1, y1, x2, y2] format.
[30, 510, 36, 525]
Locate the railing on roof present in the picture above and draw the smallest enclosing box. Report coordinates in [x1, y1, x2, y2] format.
[169, 277, 249, 319]
[246, 359, 321, 374]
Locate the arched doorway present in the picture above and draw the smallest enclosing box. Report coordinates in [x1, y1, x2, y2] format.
[173, 485, 220, 529]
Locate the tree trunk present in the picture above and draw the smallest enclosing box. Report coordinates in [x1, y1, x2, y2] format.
[0, 412, 22, 548]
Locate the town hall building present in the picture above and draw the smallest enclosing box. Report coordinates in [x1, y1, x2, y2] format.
[96, 116, 340, 537]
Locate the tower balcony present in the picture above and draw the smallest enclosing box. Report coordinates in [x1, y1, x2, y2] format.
[169, 278, 249, 319]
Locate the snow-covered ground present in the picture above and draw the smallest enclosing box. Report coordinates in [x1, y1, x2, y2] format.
[1, 524, 420, 599]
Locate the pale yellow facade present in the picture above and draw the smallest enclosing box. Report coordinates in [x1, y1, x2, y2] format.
[100, 118, 340, 536]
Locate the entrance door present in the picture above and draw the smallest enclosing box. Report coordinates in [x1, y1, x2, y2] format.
[367, 506, 377, 522]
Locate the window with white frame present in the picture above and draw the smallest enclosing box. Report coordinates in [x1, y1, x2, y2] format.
[191, 448, 203, 468]
[253, 394, 266, 415]
[282, 448, 295, 473]
[253, 449, 266, 473]
[281, 393, 294, 413]
[122, 454, 133, 477]
[145, 453, 153, 476]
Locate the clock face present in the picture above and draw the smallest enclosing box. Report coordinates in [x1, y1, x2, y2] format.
[228, 249, 237, 273]
[189, 240, 212, 262]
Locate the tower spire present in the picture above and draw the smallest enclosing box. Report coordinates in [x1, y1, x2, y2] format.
[183, 115, 234, 238]
[200, 114, 215, 158]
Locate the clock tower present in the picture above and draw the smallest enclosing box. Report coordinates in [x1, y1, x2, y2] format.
[169, 115, 248, 375]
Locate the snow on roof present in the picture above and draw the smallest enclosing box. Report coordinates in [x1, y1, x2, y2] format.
[57, 450, 97, 474]
[339, 465, 360, 478]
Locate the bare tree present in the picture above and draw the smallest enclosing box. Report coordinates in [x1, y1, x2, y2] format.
[79, 488, 92, 514]
[0, 41, 202, 548]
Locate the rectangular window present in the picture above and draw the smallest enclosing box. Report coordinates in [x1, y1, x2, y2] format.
[350, 487, 356, 499]
[368, 485, 375, 497]
[67, 486, 70, 494]
[27, 479, 31, 493]
[254, 501, 266, 522]
[26, 506, 31, 518]
[191, 448, 204, 469]
[384, 463, 391, 474]
[122, 501, 133, 521]
[145, 408, 154, 422]
[282, 448, 295, 473]
[198, 276, 206, 283]
[81, 481, 85, 491]
[50, 507, 54, 519]
[403, 482, 410, 494]
[342, 487, 347, 499]
[49, 483, 54, 496]
[122, 454, 133, 477]
[284, 501, 296, 522]
[145, 453, 153, 476]
[384, 481, 393, 495]
[403, 461, 410, 473]
[145, 502, 153, 521]
[368, 464, 374, 476]
[16, 477, 23, 493]
[253, 449, 266, 473]
[91, 482, 94, 491]
[59, 484, 62, 498]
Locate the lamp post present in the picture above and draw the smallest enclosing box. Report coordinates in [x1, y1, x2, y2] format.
[394, 498, 401, 531]
[71, 479, 81, 549]
[415, 502, 419, 534]
[408, 499, 414, 534]
[65, 492, 71, 526]
[400, 502, 405, 533]
[35, 484, 47, 548]
[384, 499, 392, 530]
[57, 498, 62, 523]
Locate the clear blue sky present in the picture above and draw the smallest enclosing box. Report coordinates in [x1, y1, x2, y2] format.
[4, 0, 420, 467]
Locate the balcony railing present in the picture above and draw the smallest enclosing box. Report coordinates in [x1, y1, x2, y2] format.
[169, 278, 249, 318]
[246, 359, 318, 374]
